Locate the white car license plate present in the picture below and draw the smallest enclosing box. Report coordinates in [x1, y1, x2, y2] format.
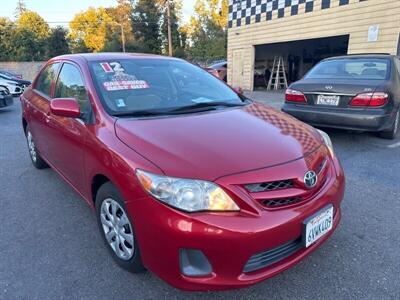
[303, 205, 334, 248]
[317, 95, 340, 106]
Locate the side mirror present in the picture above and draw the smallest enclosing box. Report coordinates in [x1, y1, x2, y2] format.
[50, 98, 81, 118]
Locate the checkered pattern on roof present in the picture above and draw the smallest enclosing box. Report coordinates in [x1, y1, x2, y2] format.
[228, 0, 367, 28]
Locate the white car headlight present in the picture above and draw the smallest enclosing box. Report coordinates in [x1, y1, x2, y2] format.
[317, 129, 334, 156]
[136, 169, 240, 212]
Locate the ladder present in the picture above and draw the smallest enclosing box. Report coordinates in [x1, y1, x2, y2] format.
[267, 56, 288, 90]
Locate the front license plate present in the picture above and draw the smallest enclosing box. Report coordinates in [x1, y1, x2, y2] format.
[303, 205, 334, 248]
[317, 95, 340, 106]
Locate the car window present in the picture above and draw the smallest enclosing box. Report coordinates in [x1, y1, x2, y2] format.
[55, 63, 90, 114]
[35, 63, 60, 96]
[305, 59, 390, 80]
[89, 59, 243, 115]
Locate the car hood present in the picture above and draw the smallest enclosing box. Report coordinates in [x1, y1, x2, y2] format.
[115, 102, 323, 180]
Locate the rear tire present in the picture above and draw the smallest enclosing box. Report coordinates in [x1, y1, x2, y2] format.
[25, 126, 49, 169]
[95, 182, 145, 273]
[378, 109, 399, 140]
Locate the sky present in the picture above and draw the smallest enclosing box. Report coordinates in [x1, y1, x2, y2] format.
[0, 0, 196, 27]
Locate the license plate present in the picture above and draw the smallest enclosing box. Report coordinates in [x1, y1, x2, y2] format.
[317, 95, 340, 106]
[303, 205, 334, 248]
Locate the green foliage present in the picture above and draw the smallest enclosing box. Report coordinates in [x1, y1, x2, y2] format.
[189, 18, 227, 61]
[12, 28, 49, 61]
[131, 0, 162, 54]
[183, 0, 228, 62]
[17, 11, 50, 40]
[161, 1, 185, 57]
[0, 18, 15, 61]
[48, 26, 70, 57]
[0, 0, 228, 62]
[69, 7, 113, 52]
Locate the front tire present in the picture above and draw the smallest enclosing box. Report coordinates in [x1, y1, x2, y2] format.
[378, 109, 399, 140]
[25, 126, 48, 169]
[95, 182, 145, 273]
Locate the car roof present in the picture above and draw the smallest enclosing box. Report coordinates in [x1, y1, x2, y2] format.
[323, 54, 396, 61]
[51, 52, 182, 63]
[209, 61, 227, 69]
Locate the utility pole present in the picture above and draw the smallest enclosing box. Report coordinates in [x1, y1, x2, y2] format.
[166, 0, 173, 56]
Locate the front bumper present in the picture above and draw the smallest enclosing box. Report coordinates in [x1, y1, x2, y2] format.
[282, 103, 394, 132]
[127, 156, 345, 291]
[0, 95, 13, 108]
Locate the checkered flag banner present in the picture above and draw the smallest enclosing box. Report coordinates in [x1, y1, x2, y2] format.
[228, 0, 365, 28]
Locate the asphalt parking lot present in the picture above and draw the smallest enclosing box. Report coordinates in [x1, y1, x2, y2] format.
[1, 95, 399, 299]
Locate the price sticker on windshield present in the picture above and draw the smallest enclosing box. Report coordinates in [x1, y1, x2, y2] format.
[103, 80, 150, 91]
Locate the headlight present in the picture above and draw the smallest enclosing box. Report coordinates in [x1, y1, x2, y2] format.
[317, 129, 334, 156]
[136, 169, 240, 212]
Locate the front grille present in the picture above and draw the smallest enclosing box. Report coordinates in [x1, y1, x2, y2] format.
[262, 197, 303, 208]
[243, 237, 303, 273]
[245, 179, 293, 193]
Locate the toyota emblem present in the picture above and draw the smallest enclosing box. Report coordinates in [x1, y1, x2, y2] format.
[304, 171, 318, 188]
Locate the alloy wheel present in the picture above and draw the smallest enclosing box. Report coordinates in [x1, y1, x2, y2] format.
[100, 198, 134, 260]
[27, 131, 37, 162]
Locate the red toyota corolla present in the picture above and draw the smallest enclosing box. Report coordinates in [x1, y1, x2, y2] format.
[20, 53, 345, 291]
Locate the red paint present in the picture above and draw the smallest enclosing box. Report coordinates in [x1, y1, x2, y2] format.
[50, 98, 81, 118]
[21, 53, 345, 291]
[349, 92, 389, 107]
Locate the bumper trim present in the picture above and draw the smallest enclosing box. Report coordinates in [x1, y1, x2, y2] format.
[282, 103, 393, 131]
[243, 237, 302, 273]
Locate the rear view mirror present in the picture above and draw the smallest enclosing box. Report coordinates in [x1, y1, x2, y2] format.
[50, 98, 81, 118]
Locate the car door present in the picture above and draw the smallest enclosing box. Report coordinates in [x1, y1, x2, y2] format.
[46, 62, 92, 193]
[27, 63, 61, 160]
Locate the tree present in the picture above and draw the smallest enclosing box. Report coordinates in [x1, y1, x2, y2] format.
[183, 0, 228, 62]
[0, 18, 15, 61]
[14, 0, 27, 19]
[131, 0, 162, 54]
[48, 26, 70, 57]
[105, 0, 135, 51]
[69, 7, 113, 52]
[161, 0, 185, 57]
[16, 11, 50, 60]
[12, 28, 44, 61]
[17, 11, 50, 40]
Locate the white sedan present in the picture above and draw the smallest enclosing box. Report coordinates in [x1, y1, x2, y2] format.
[0, 78, 23, 96]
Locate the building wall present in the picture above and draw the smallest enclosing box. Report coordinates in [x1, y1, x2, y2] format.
[227, 0, 400, 90]
[0, 62, 45, 81]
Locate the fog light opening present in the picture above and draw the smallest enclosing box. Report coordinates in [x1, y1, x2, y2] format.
[179, 249, 212, 277]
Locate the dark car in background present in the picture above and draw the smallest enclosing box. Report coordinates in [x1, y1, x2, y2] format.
[0, 85, 13, 108]
[0, 70, 23, 79]
[282, 54, 400, 139]
[205, 61, 227, 82]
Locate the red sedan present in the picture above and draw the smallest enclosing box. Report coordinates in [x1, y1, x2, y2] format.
[20, 53, 345, 291]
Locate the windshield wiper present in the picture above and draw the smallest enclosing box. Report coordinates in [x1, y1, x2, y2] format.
[165, 101, 246, 113]
[112, 109, 172, 117]
[112, 102, 246, 118]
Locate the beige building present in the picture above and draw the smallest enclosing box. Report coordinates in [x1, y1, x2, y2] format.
[227, 0, 400, 90]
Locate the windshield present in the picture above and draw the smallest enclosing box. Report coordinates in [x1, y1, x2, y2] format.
[305, 58, 390, 80]
[89, 58, 244, 116]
